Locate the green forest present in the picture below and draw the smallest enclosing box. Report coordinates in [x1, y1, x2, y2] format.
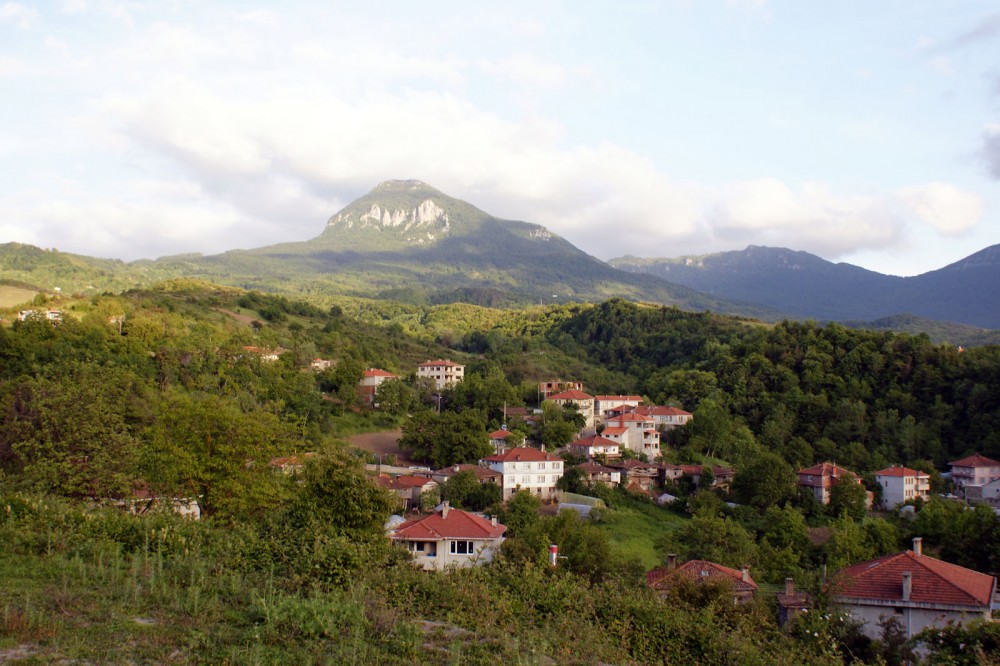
[2, 284, 999, 664]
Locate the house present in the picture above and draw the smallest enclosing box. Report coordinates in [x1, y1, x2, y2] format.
[488, 428, 517, 455]
[357, 368, 399, 407]
[573, 462, 621, 487]
[18, 309, 63, 323]
[241, 345, 283, 363]
[681, 465, 734, 490]
[797, 462, 864, 505]
[545, 389, 595, 428]
[831, 538, 996, 643]
[964, 477, 1000, 507]
[875, 466, 930, 509]
[376, 474, 439, 511]
[310, 358, 335, 372]
[416, 359, 465, 390]
[949, 453, 1000, 495]
[422, 464, 501, 487]
[776, 578, 811, 628]
[593, 395, 643, 419]
[605, 459, 660, 491]
[482, 447, 564, 500]
[600, 413, 660, 456]
[108, 484, 202, 520]
[538, 380, 584, 400]
[567, 434, 621, 460]
[268, 453, 317, 475]
[647, 555, 758, 604]
[636, 405, 694, 430]
[389, 502, 506, 571]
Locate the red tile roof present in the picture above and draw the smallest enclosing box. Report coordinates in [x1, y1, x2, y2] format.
[576, 462, 616, 474]
[363, 368, 398, 378]
[832, 550, 995, 608]
[637, 405, 693, 417]
[488, 429, 512, 439]
[430, 464, 501, 482]
[798, 462, 858, 478]
[949, 453, 1000, 468]
[547, 389, 593, 401]
[392, 507, 506, 540]
[647, 560, 758, 593]
[594, 395, 643, 402]
[569, 434, 620, 448]
[611, 414, 654, 424]
[875, 465, 929, 478]
[601, 427, 628, 436]
[483, 447, 562, 463]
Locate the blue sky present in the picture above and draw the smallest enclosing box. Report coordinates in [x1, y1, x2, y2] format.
[1, 1, 998, 276]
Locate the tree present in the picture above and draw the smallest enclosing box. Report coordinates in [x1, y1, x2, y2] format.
[398, 410, 491, 468]
[828, 479, 868, 520]
[442, 470, 479, 508]
[375, 378, 416, 415]
[731, 451, 797, 510]
[659, 511, 759, 570]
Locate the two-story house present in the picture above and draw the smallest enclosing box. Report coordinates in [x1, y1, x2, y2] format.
[875, 466, 931, 509]
[600, 413, 660, 456]
[545, 389, 595, 429]
[593, 395, 643, 420]
[949, 453, 1000, 495]
[797, 462, 864, 505]
[357, 368, 399, 407]
[567, 434, 621, 460]
[636, 405, 694, 430]
[416, 359, 465, 390]
[482, 447, 564, 500]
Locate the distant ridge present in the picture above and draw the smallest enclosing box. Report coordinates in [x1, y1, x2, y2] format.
[611, 244, 1000, 329]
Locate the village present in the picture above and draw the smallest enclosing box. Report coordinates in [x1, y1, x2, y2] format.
[259, 358, 1000, 650]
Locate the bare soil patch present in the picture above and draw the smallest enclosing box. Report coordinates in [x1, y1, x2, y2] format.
[348, 429, 415, 466]
[214, 308, 258, 326]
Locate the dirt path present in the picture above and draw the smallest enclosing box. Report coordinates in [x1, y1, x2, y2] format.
[214, 308, 258, 325]
[348, 429, 415, 466]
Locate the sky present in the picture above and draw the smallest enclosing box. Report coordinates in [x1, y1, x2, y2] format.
[1, 1, 998, 277]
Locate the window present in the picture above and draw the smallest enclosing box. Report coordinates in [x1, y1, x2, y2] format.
[408, 542, 426, 552]
[539, 476, 546, 483]
[450, 541, 475, 555]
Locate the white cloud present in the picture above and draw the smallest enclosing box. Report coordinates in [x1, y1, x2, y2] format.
[895, 182, 984, 235]
[0, 2, 36, 29]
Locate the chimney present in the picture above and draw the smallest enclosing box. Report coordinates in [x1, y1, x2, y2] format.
[441, 501, 449, 519]
[912, 537, 922, 557]
[741, 566, 751, 583]
[785, 578, 795, 596]
[902, 572, 912, 601]
[667, 553, 677, 571]
[491, 515, 497, 527]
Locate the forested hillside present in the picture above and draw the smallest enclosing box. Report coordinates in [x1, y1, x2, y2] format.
[2, 285, 1000, 663]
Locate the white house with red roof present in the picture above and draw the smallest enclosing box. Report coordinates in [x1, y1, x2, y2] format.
[488, 427, 518, 455]
[797, 462, 864, 505]
[389, 502, 506, 571]
[416, 359, 465, 390]
[949, 453, 1000, 494]
[875, 466, 931, 509]
[594, 395, 643, 419]
[601, 413, 660, 457]
[482, 447, 564, 500]
[832, 538, 996, 643]
[567, 434, 621, 460]
[544, 389, 595, 428]
[375, 474, 439, 511]
[357, 368, 399, 407]
[421, 464, 501, 487]
[636, 405, 694, 430]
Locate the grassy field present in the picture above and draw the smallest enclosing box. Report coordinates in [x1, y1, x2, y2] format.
[0, 285, 36, 309]
[596, 497, 688, 570]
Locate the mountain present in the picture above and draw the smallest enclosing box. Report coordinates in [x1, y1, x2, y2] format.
[610, 245, 1000, 329]
[146, 180, 775, 314]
